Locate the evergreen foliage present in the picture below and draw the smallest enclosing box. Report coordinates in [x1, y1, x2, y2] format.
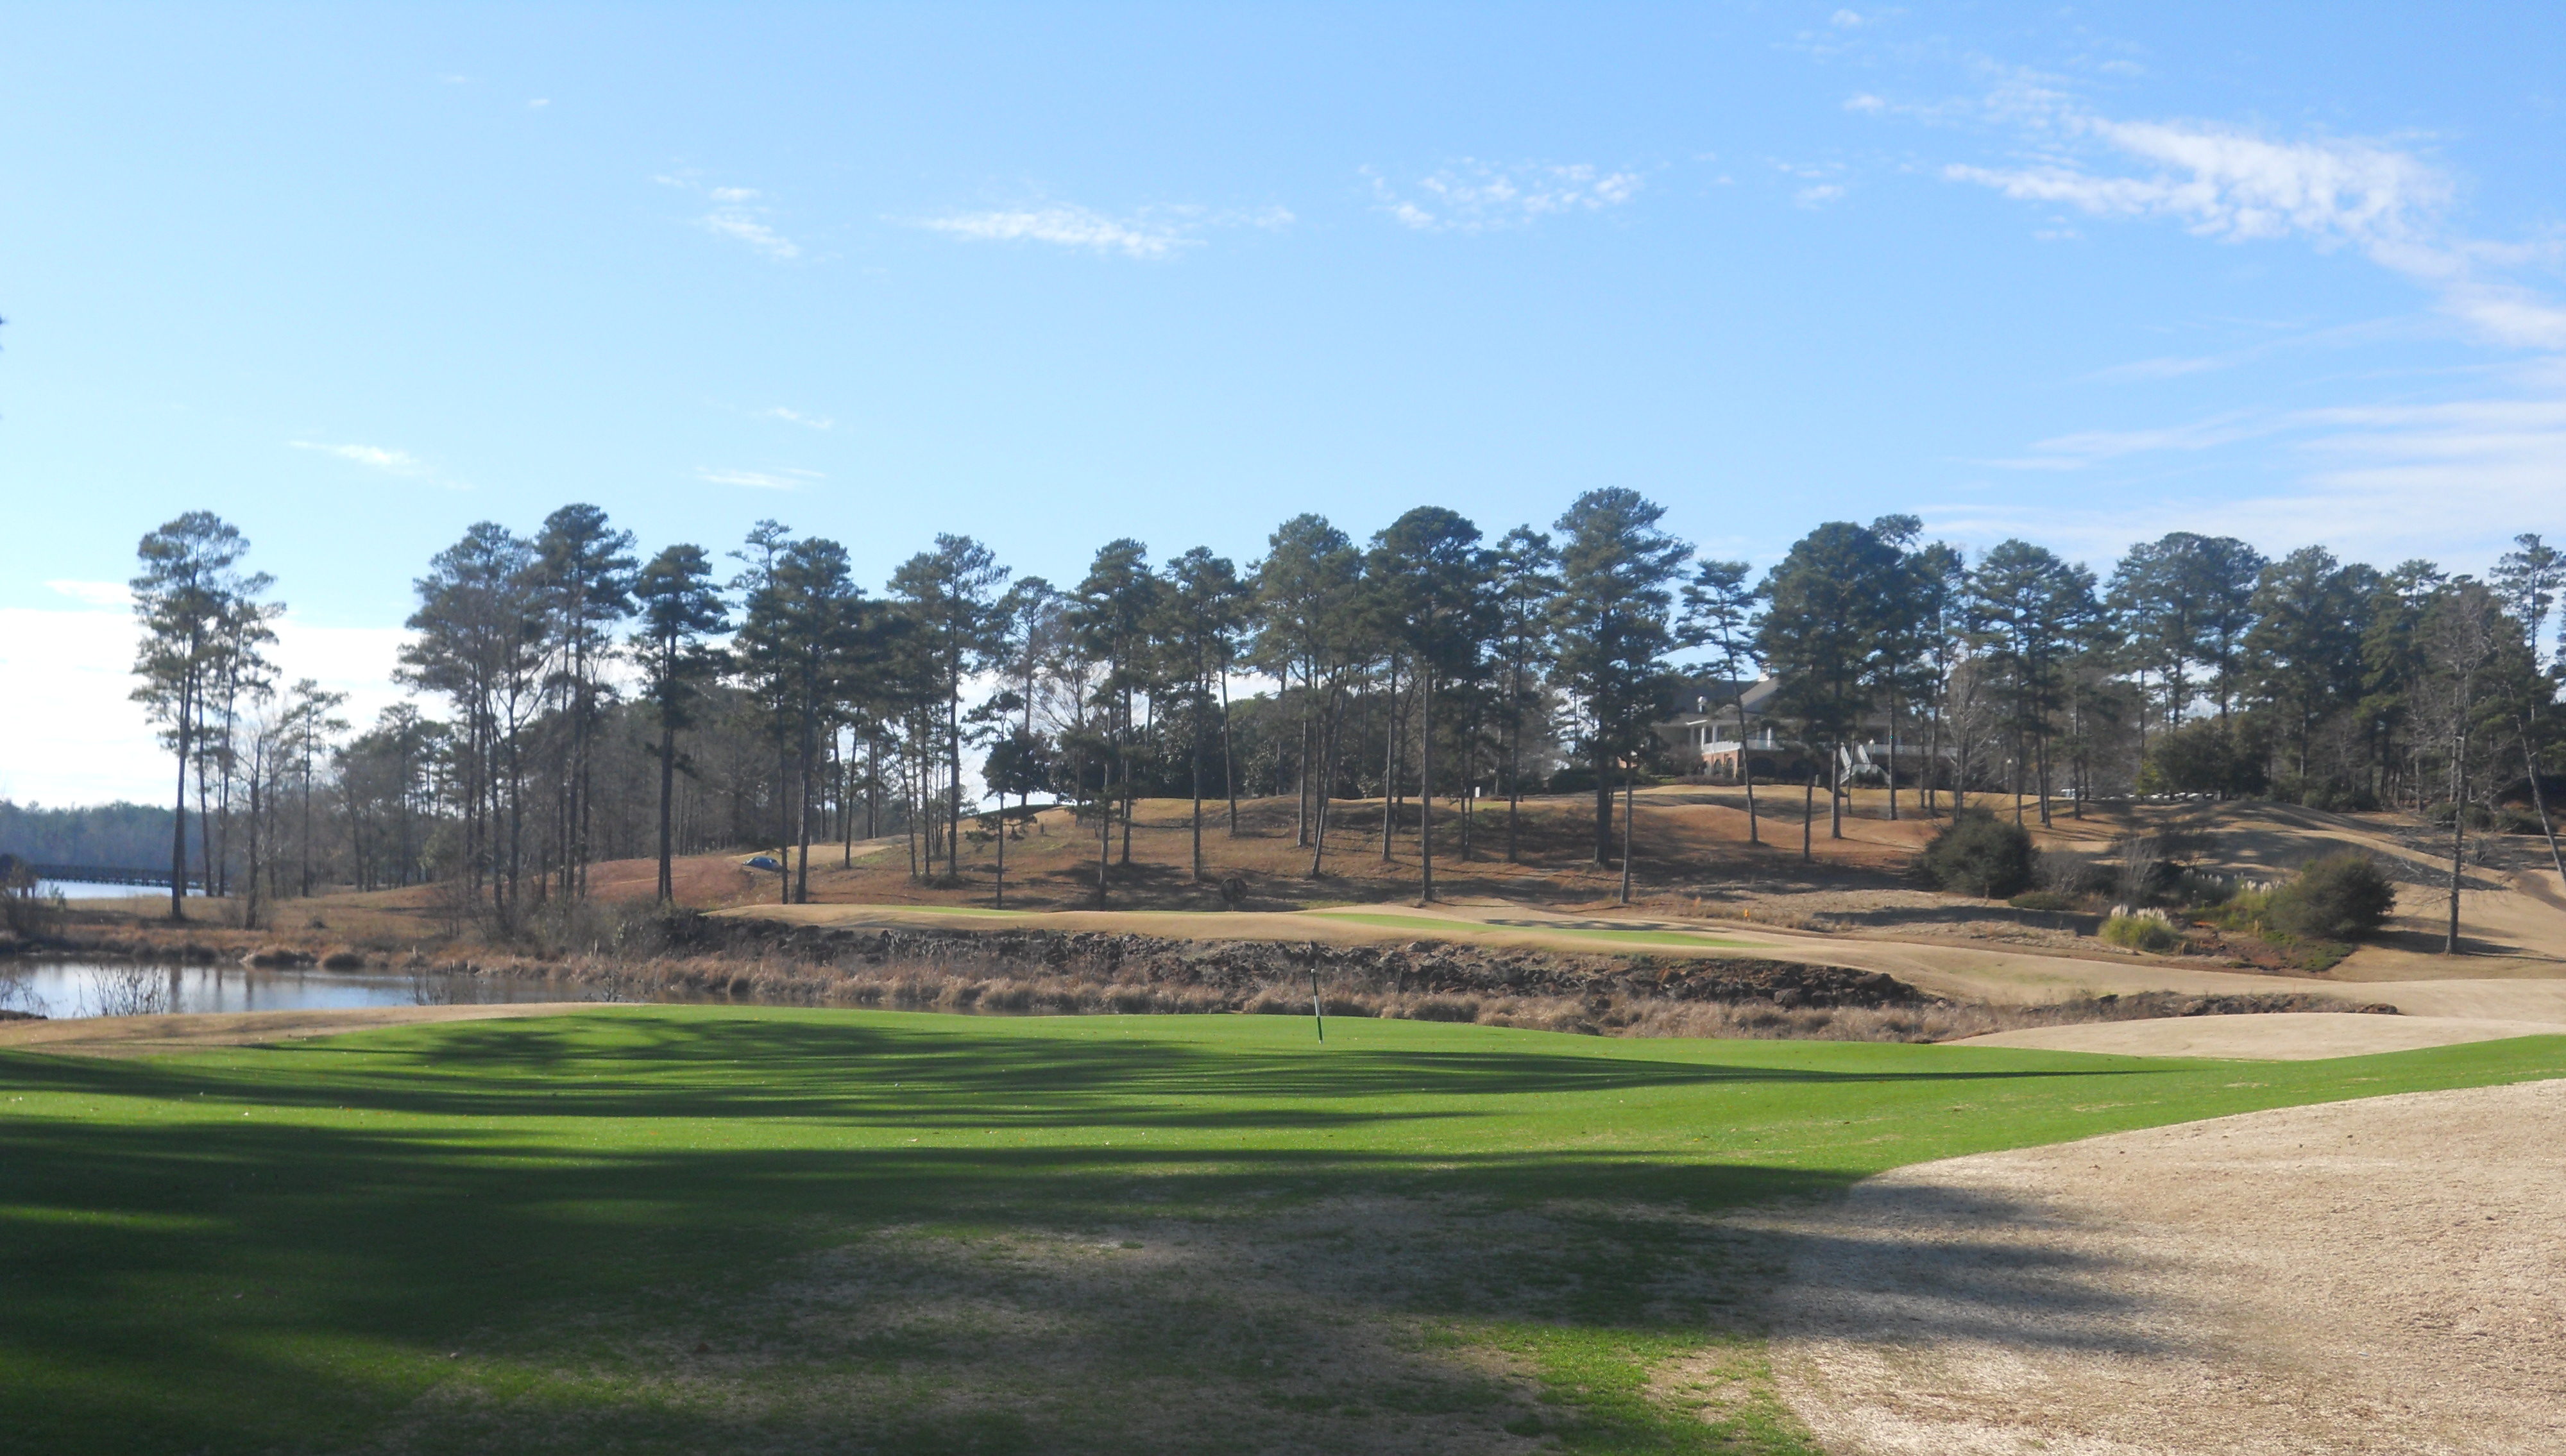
[87, 488, 2566, 924]
[2266, 851, 2397, 942]
[1919, 810, 2036, 898]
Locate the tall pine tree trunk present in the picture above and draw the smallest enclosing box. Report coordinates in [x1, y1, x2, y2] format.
[1381, 659, 1400, 862]
[796, 727, 816, 905]
[1191, 687, 1205, 882]
[1592, 737, 1615, 865]
[1506, 663, 1524, 863]
[1097, 749, 1112, 908]
[2447, 732, 2468, 955]
[2522, 726, 2565, 880]
[1310, 681, 1345, 878]
[1296, 664, 1312, 847]
[1221, 669, 1237, 836]
[167, 684, 192, 922]
[2037, 725, 2053, 829]
[1419, 672, 1436, 902]
[1119, 689, 1134, 867]
[1886, 697, 1900, 821]
[1737, 688, 1761, 845]
[656, 706, 676, 903]
[1828, 742, 1844, 839]
[1801, 765, 1814, 862]
[951, 689, 967, 880]
[1618, 766, 1635, 904]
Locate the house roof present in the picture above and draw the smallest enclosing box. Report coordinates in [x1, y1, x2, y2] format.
[1670, 676, 1782, 720]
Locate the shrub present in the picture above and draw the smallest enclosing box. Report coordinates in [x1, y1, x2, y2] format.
[1921, 811, 2035, 898]
[2214, 884, 2273, 924]
[2008, 890, 2077, 912]
[2100, 912, 2180, 953]
[0, 882, 67, 940]
[2265, 851, 2396, 942]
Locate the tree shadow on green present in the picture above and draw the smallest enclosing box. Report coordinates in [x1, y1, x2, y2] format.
[2, 1012, 2558, 1455]
[0, 1013, 2159, 1128]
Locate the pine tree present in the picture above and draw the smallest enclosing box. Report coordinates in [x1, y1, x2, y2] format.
[130, 513, 271, 921]
[631, 544, 729, 904]
[1550, 490, 1689, 868]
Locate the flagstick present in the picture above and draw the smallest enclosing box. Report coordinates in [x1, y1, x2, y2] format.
[1307, 940, 1324, 1043]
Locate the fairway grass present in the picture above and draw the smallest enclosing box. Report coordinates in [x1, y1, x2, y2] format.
[4, 1009, 2560, 1454]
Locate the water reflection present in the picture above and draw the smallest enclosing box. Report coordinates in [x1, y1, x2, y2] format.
[0, 962, 570, 1020]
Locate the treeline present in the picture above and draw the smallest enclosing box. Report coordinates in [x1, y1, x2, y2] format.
[0, 800, 175, 868]
[1748, 522, 2561, 830]
[119, 500, 2564, 926]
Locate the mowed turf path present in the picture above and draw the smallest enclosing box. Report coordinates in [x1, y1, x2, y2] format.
[3, 1010, 2561, 1455]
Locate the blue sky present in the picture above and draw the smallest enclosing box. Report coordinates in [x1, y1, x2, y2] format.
[6, 3, 2566, 802]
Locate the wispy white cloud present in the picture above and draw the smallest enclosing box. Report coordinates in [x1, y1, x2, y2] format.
[910, 200, 1289, 261]
[1368, 161, 1645, 233]
[1982, 409, 2279, 470]
[291, 439, 435, 478]
[1937, 371, 2566, 569]
[703, 211, 798, 260]
[1929, 99, 2566, 350]
[1846, 67, 2566, 568]
[1932, 396, 2566, 567]
[918, 205, 1193, 260]
[2080, 316, 2405, 384]
[45, 580, 130, 608]
[697, 466, 822, 492]
[763, 407, 833, 430]
[290, 439, 469, 491]
[658, 173, 803, 260]
[1946, 120, 2443, 246]
[1771, 157, 1852, 209]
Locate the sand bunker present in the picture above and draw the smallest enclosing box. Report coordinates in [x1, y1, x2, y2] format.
[0, 1002, 594, 1056]
[1768, 1078, 2566, 1455]
[1950, 1011, 2566, 1060]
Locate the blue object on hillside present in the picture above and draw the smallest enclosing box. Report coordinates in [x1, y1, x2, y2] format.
[745, 856, 783, 872]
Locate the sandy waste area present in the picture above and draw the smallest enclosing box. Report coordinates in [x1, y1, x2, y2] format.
[1764, 1078, 2566, 1455]
[1949, 1012, 2566, 1060]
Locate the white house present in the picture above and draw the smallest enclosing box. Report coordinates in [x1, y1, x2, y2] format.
[1653, 677, 1952, 786]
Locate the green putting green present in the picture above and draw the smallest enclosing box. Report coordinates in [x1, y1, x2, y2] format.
[3, 1007, 2558, 1454]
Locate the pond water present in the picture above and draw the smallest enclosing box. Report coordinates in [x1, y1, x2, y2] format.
[35, 880, 195, 901]
[0, 962, 574, 1021]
